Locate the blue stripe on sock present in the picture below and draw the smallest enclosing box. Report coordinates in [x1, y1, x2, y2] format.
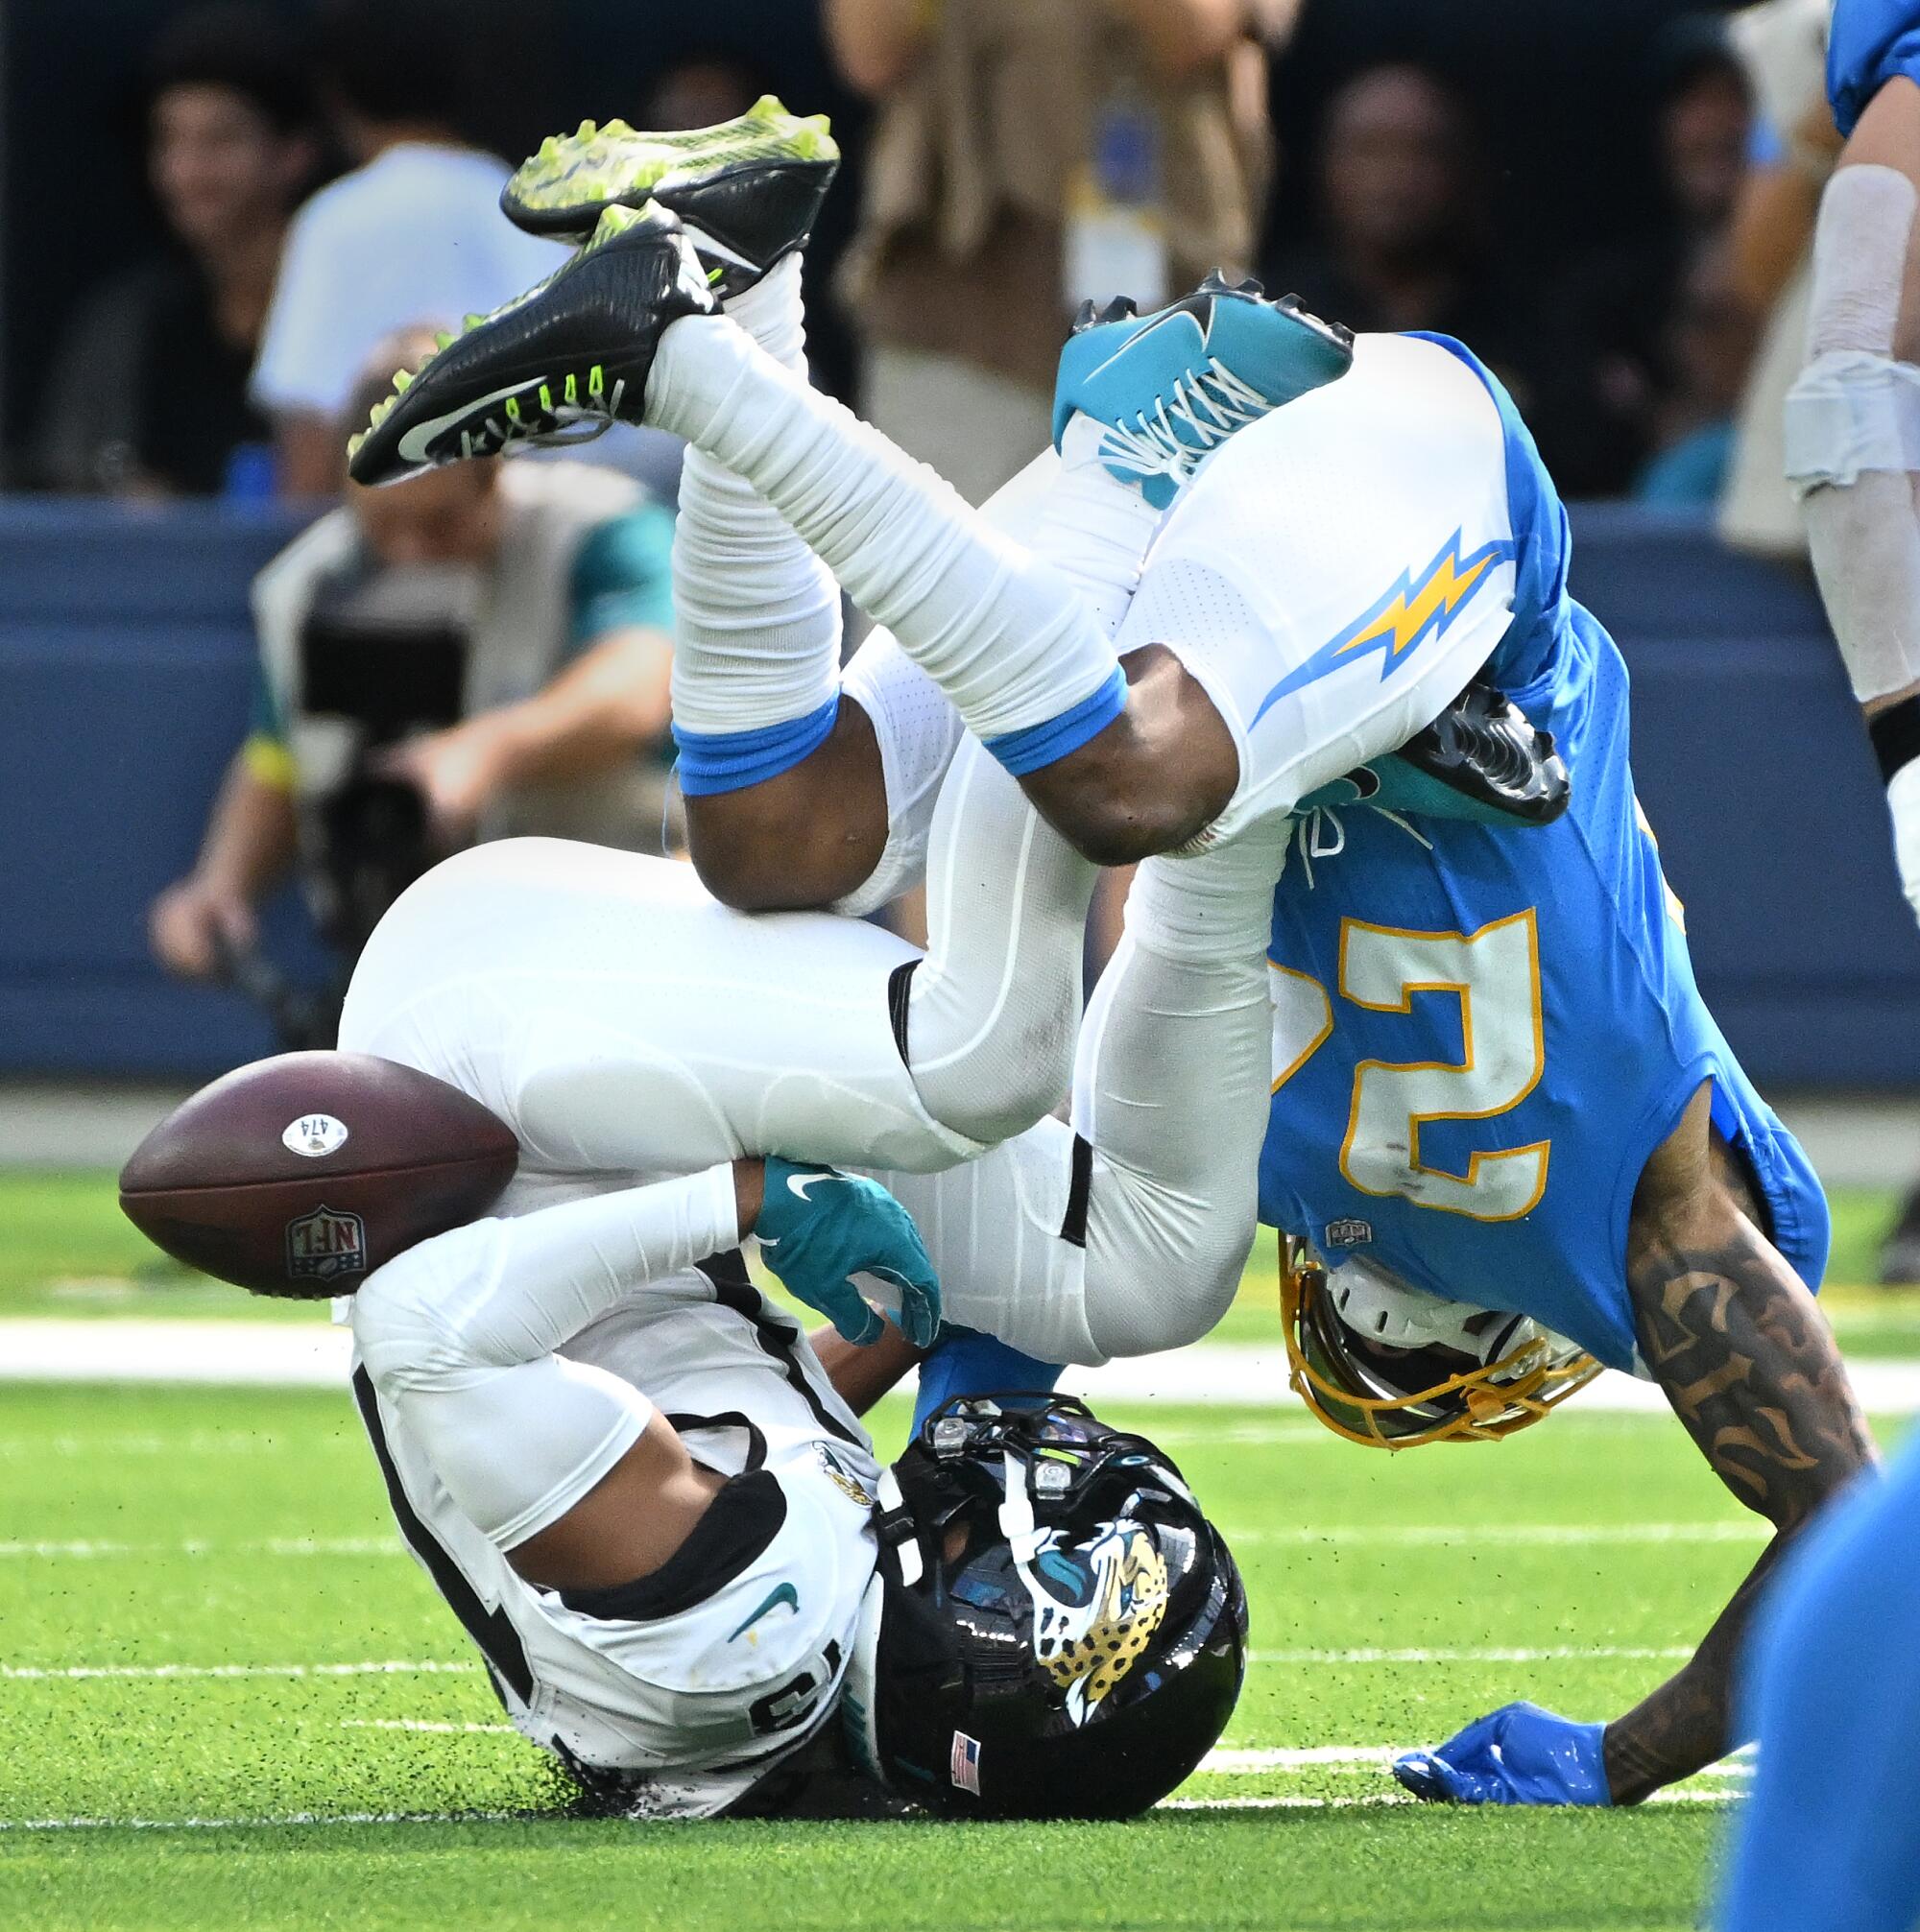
[982, 667, 1127, 777]
[672, 697, 840, 797]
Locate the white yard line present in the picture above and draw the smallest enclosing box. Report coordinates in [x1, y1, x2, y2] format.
[0, 1537, 399, 1560]
[0, 1644, 1701, 1682]
[10, 1318, 1920, 1412]
[1250, 1645, 1693, 1665]
[0, 1522, 1764, 1561]
[1229, 1521, 1763, 1547]
[0, 1789, 1741, 1832]
[0, 1659, 474, 1682]
[1196, 1745, 1749, 1777]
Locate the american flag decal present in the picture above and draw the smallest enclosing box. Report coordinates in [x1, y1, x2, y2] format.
[949, 1729, 982, 1797]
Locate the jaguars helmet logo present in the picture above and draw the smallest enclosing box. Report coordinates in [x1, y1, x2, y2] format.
[1020, 1521, 1171, 1722]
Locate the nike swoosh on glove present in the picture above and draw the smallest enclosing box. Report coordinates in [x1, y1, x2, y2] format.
[1392, 1702, 1612, 1805]
[753, 1157, 942, 1348]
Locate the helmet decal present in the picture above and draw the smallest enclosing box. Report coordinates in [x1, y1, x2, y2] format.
[1021, 1521, 1171, 1721]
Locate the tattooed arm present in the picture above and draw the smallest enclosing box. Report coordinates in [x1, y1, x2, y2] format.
[1602, 1083, 1876, 1805]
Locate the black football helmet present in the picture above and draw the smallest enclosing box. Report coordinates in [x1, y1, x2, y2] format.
[843, 1395, 1246, 1819]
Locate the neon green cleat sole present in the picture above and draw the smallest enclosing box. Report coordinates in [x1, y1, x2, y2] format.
[501, 93, 838, 295]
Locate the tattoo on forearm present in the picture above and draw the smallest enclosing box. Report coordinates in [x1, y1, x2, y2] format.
[1598, 1205, 1874, 1803]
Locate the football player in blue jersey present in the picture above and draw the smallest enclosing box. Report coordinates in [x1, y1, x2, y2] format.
[345, 101, 1876, 1812]
[1716, 7, 1920, 1926]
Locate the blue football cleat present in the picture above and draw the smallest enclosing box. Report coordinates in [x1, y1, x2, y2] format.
[1051, 274, 1354, 509]
[911, 1326, 1063, 1436]
[1392, 1702, 1613, 1806]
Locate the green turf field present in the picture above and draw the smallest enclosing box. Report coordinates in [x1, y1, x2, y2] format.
[3, 1172, 1913, 1929]
[6, 1169, 1919, 1348]
[9, 1378, 1905, 1931]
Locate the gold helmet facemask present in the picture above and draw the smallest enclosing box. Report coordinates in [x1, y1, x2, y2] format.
[1281, 1239, 1602, 1448]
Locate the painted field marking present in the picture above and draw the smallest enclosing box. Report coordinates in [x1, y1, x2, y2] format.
[1195, 1745, 1750, 1777]
[0, 1659, 475, 1682]
[1249, 1645, 1693, 1665]
[10, 1318, 1920, 1413]
[0, 1523, 1763, 1562]
[0, 1786, 1741, 1832]
[1229, 1521, 1764, 1548]
[3, 1645, 1705, 1682]
[0, 1537, 399, 1561]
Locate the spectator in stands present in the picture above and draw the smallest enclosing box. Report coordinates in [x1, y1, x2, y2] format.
[1537, 21, 1756, 497]
[1633, 238, 1760, 506]
[150, 330, 679, 988]
[827, 0, 1295, 505]
[251, 0, 560, 498]
[31, 7, 318, 497]
[1262, 63, 1545, 416]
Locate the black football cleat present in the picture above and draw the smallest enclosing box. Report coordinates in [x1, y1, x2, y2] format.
[347, 201, 715, 488]
[1395, 680, 1571, 826]
[500, 93, 838, 298]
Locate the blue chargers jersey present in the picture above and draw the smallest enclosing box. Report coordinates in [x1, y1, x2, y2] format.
[1256, 337, 1830, 1371]
[1830, 0, 1920, 138]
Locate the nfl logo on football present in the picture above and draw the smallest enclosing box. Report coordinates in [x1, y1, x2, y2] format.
[285, 1205, 369, 1283]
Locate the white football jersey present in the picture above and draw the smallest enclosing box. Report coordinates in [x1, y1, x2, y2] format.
[1119, 330, 1520, 843]
[349, 1240, 880, 1818]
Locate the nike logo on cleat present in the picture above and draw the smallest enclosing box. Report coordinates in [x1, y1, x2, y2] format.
[396, 379, 549, 464]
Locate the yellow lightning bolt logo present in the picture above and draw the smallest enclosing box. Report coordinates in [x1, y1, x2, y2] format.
[1251, 529, 1515, 728]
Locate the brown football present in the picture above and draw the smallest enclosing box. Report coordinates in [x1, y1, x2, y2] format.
[119, 1051, 519, 1295]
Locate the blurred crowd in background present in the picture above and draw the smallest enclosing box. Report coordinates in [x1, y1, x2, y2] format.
[17, 0, 1909, 1260]
[17, 0, 1836, 516]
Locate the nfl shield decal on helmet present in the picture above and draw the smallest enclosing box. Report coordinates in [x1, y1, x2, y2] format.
[949, 1730, 982, 1796]
[286, 1205, 368, 1284]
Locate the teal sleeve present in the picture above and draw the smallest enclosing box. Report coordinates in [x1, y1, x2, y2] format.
[566, 503, 677, 653]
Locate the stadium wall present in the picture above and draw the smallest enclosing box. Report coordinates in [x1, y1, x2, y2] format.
[1, 497, 1916, 1086]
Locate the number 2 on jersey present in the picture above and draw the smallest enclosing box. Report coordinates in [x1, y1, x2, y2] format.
[1272, 909, 1549, 1223]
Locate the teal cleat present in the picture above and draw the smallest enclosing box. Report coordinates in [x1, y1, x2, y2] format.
[1051, 274, 1354, 510]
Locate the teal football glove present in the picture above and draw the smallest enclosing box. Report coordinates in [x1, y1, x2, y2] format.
[754, 1158, 941, 1348]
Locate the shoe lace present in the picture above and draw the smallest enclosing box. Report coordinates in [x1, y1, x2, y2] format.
[1287, 802, 1432, 891]
[1097, 359, 1271, 485]
[459, 366, 629, 461]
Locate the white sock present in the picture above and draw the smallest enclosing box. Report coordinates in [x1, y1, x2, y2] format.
[669, 256, 845, 792]
[648, 315, 1125, 771]
[1043, 419, 1168, 638]
[903, 734, 1098, 1143]
[1070, 835, 1283, 1357]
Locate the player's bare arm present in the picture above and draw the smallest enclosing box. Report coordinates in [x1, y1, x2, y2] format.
[1604, 1084, 1876, 1804]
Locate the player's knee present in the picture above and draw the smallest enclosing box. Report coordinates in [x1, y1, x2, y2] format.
[1085, 1199, 1254, 1357]
[917, 1032, 1072, 1147]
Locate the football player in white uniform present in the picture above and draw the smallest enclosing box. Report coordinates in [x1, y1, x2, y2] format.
[343, 101, 1879, 1820]
[143, 1026, 1248, 1821]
